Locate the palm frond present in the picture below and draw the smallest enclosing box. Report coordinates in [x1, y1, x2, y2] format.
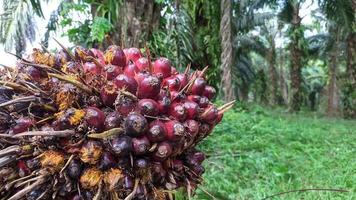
[318, 0, 354, 31]
[0, 0, 38, 52]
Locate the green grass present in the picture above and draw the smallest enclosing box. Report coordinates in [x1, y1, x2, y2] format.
[192, 106, 356, 200]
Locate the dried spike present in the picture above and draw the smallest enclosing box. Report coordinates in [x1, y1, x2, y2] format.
[0, 81, 34, 93]
[20, 61, 65, 75]
[93, 181, 103, 200]
[184, 63, 191, 74]
[8, 175, 47, 200]
[14, 175, 44, 188]
[48, 73, 93, 94]
[218, 104, 234, 115]
[59, 154, 75, 175]
[199, 66, 209, 77]
[124, 178, 140, 200]
[0, 145, 20, 157]
[5, 51, 31, 63]
[87, 128, 124, 139]
[36, 116, 55, 125]
[85, 56, 105, 68]
[53, 38, 76, 61]
[0, 156, 16, 168]
[0, 95, 38, 108]
[0, 63, 14, 71]
[200, 106, 214, 119]
[5, 173, 36, 190]
[118, 89, 138, 101]
[12, 130, 75, 138]
[218, 100, 236, 111]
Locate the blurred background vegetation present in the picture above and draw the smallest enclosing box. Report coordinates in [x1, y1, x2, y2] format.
[0, 0, 355, 199]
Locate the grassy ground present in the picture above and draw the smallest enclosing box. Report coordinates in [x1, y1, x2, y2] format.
[192, 105, 356, 200]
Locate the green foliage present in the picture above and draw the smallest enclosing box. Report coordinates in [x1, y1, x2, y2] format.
[59, 2, 113, 47]
[90, 17, 111, 42]
[193, 106, 356, 199]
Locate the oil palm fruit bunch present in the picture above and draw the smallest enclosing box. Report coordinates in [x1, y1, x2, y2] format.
[0, 43, 234, 200]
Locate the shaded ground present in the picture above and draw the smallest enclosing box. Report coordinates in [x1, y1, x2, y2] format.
[193, 106, 355, 200]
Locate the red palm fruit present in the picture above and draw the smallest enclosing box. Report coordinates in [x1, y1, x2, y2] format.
[90, 48, 105, 64]
[198, 123, 212, 138]
[24, 66, 41, 81]
[124, 62, 139, 77]
[104, 111, 122, 130]
[137, 74, 161, 99]
[201, 105, 218, 124]
[124, 113, 148, 137]
[114, 74, 138, 94]
[67, 159, 83, 179]
[199, 96, 210, 108]
[10, 117, 34, 134]
[172, 159, 184, 173]
[104, 64, 122, 81]
[18, 160, 30, 176]
[83, 61, 102, 75]
[100, 82, 117, 107]
[175, 73, 188, 89]
[135, 57, 149, 71]
[164, 120, 185, 141]
[123, 47, 142, 62]
[110, 136, 132, 156]
[156, 90, 171, 114]
[153, 57, 172, 78]
[147, 120, 167, 142]
[85, 107, 106, 130]
[203, 85, 216, 100]
[163, 76, 181, 91]
[132, 136, 150, 155]
[134, 71, 149, 84]
[169, 102, 187, 122]
[191, 77, 206, 95]
[152, 142, 172, 161]
[187, 95, 201, 104]
[114, 95, 136, 116]
[138, 99, 159, 116]
[183, 100, 199, 119]
[104, 45, 126, 67]
[99, 151, 117, 170]
[184, 119, 199, 138]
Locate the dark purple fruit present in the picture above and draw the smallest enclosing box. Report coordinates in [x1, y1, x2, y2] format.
[147, 120, 167, 142]
[85, 107, 106, 130]
[110, 136, 132, 156]
[132, 136, 150, 155]
[67, 159, 82, 179]
[124, 113, 148, 137]
[99, 151, 117, 170]
[152, 142, 172, 161]
[104, 111, 122, 130]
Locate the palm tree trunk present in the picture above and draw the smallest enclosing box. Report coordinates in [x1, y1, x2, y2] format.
[111, 0, 161, 48]
[220, 0, 235, 102]
[279, 50, 288, 105]
[289, 3, 302, 111]
[327, 26, 341, 116]
[267, 38, 278, 105]
[327, 48, 339, 116]
[344, 32, 356, 118]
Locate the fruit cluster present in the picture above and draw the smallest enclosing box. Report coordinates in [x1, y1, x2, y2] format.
[0, 44, 234, 200]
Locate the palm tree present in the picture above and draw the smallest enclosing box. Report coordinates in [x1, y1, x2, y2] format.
[318, 0, 355, 117]
[220, 0, 235, 102]
[0, 0, 44, 55]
